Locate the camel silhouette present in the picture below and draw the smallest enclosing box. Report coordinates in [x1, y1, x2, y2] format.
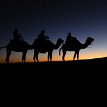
[0, 40, 33, 63]
[32, 38, 64, 62]
[59, 37, 94, 61]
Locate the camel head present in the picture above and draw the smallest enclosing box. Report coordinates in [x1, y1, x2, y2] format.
[55, 38, 64, 49]
[85, 37, 94, 46]
[57, 38, 64, 44]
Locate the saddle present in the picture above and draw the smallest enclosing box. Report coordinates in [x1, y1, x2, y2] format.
[66, 38, 81, 48]
[10, 39, 27, 47]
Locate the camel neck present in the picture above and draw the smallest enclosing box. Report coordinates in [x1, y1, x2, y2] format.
[82, 42, 89, 49]
[55, 40, 61, 49]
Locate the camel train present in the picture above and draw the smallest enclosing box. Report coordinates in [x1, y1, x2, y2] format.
[0, 29, 94, 63]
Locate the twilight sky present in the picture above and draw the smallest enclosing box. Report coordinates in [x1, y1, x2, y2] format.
[0, 0, 107, 63]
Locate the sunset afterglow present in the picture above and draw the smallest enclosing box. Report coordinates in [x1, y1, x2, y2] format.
[0, 0, 107, 63]
[0, 48, 107, 63]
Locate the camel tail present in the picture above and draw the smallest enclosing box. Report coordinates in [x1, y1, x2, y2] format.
[0, 46, 7, 50]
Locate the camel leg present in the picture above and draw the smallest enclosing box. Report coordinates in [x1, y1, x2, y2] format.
[48, 51, 52, 61]
[33, 50, 39, 62]
[62, 50, 66, 61]
[48, 52, 50, 61]
[73, 50, 79, 60]
[22, 51, 27, 63]
[50, 52, 52, 61]
[77, 51, 79, 60]
[73, 51, 76, 61]
[35, 52, 39, 62]
[33, 50, 36, 62]
[36, 54, 39, 62]
[6, 50, 11, 63]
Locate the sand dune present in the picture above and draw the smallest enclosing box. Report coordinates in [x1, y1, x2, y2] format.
[0, 57, 107, 80]
[0, 57, 107, 97]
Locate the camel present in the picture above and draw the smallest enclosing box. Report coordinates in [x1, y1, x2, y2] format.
[59, 37, 94, 61]
[0, 40, 33, 63]
[32, 38, 64, 62]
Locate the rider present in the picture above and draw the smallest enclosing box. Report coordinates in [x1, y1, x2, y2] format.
[65, 32, 80, 46]
[65, 32, 72, 45]
[37, 30, 49, 41]
[32, 30, 49, 48]
[13, 28, 23, 44]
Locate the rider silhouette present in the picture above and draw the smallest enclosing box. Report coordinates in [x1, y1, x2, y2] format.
[34, 30, 50, 50]
[65, 33, 72, 45]
[13, 28, 23, 44]
[65, 32, 80, 46]
[37, 30, 49, 41]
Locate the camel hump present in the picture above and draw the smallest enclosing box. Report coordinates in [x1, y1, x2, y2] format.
[72, 37, 81, 45]
[10, 39, 28, 47]
[65, 36, 80, 47]
[34, 38, 51, 44]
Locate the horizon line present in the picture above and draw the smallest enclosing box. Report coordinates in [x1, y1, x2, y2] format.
[0, 56, 107, 64]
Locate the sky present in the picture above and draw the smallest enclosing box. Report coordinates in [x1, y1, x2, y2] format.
[0, 0, 107, 63]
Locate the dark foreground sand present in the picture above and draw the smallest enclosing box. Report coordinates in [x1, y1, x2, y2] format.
[0, 57, 107, 98]
[0, 57, 107, 80]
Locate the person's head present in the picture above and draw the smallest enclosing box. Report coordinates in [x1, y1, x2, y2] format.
[67, 32, 72, 38]
[13, 28, 18, 36]
[14, 28, 18, 32]
[40, 30, 45, 34]
[68, 32, 71, 35]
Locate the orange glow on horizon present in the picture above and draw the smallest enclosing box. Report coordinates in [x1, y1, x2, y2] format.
[0, 50, 107, 63]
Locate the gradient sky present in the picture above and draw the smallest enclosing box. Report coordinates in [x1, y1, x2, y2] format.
[0, 0, 107, 63]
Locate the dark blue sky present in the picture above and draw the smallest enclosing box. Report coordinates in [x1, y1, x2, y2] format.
[0, 0, 107, 63]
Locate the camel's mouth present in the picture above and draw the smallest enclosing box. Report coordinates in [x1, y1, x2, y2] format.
[62, 40, 64, 44]
[60, 39, 64, 44]
[87, 37, 94, 45]
[91, 38, 94, 42]
[90, 38, 94, 44]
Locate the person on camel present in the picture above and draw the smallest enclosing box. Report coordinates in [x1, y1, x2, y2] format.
[65, 32, 80, 47]
[13, 28, 23, 44]
[65, 32, 72, 45]
[38, 30, 49, 40]
[37, 30, 49, 45]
